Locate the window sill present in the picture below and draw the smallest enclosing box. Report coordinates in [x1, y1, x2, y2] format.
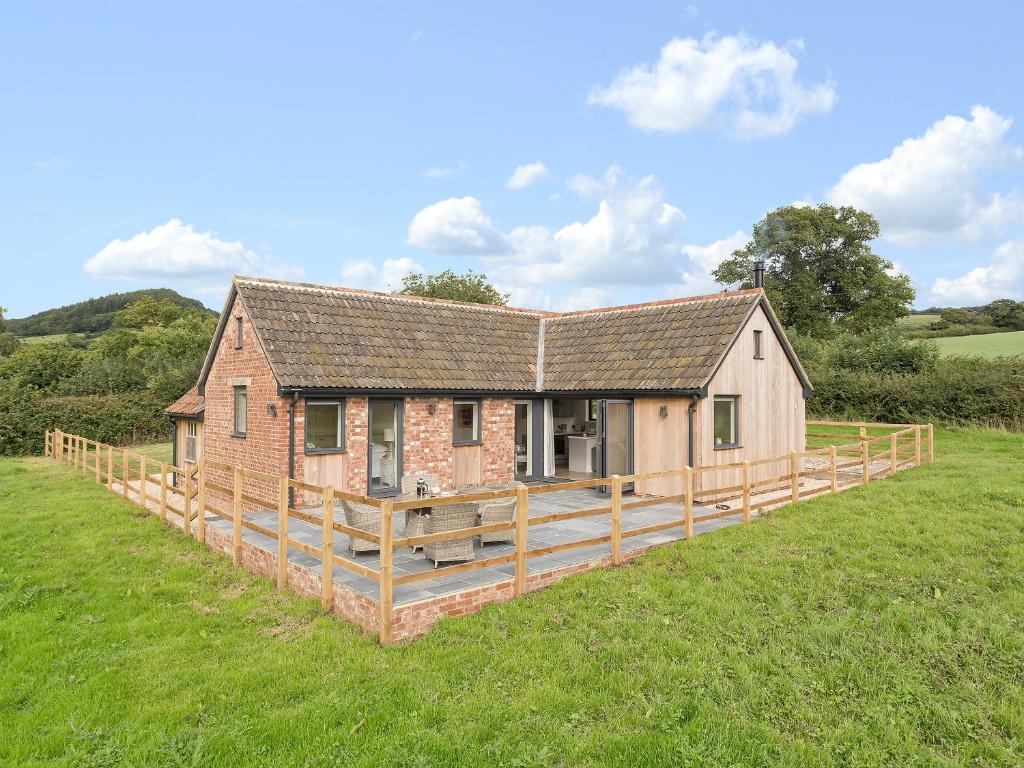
[754, 355, 765, 360]
[304, 447, 346, 456]
[453, 440, 483, 447]
[714, 443, 742, 451]
[231, 432, 247, 439]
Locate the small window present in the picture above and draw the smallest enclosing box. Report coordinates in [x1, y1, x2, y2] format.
[753, 329, 764, 359]
[587, 399, 599, 420]
[305, 400, 345, 453]
[235, 316, 244, 349]
[185, 421, 198, 462]
[453, 399, 481, 445]
[233, 386, 247, 436]
[713, 396, 739, 449]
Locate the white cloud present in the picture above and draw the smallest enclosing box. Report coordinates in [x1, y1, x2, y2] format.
[407, 196, 509, 254]
[422, 161, 467, 178]
[677, 230, 749, 294]
[506, 161, 550, 190]
[84, 218, 301, 296]
[828, 106, 1024, 244]
[588, 33, 836, 138]
[566, 166, 622, 198]
[929, 239, 1024, 304]
[341, 256, 423, 293]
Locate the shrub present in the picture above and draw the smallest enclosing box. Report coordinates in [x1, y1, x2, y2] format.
[0, 392, 172, 456]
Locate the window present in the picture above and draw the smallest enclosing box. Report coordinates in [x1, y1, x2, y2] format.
[753, 329, 764, 359]
[233, 386, 247, 436]
[369, 399, 402, 495]
[453, 399, 481, 445]
[713, 396, 739, 449]
[587, 399, 599, 421]
[185, 421, 198, 462]
[235, 317, 244, 349]
[305, 400, 344, 453]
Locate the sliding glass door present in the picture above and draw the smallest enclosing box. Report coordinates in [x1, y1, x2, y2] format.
[514, 400, 533, 478]
[598, 399, 633, 491]
[368, 398, 402, 495]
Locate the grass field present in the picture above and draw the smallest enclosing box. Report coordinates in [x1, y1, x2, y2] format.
[932, 330, 1024, 358]
[897, 313, 940, 329]
[18, 333, 77, 345]
[2, 429, 1023, 766]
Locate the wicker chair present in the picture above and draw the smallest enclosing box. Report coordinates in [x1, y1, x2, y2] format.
[400, 473, 439, 552]
[477, 497, 516, 545]
[422, 502, 479, 566]
[342, 498, 381, 554]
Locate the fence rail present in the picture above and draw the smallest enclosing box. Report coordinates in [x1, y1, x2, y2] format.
[43, 419, 934, 644]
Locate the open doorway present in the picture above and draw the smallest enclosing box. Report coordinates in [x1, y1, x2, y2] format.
[550, 398, 599, 481]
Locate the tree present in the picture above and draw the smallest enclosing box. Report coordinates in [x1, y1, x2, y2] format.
[984, 299, 1024, 330]
[400, 269, 509, 305]
[0, 307, 17, 357]
[939, 308, 982, 326]
[713, 204, 915, 337]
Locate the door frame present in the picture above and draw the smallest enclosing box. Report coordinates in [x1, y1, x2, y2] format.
[515, 397, 546, 482]
[598, 398, 634, 492]
[367, 397, 404, 497]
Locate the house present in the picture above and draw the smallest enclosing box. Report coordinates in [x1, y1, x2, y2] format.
[176, 274, 811, 502]
[165, 385, 204, 474]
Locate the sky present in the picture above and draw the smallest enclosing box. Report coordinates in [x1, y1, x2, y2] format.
[2, 0, 1023, 318]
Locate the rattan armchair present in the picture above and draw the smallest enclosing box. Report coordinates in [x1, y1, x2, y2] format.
[477, 497, 516, 544]
[400, 473, 439, 552]
[342, 498, 381, 554]
[422, 502, 479, 566]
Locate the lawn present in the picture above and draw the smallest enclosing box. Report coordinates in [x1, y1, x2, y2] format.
[897, 313, 940, 329]
[932, 330, 1024, 359]
[2, 430, 1022, 766]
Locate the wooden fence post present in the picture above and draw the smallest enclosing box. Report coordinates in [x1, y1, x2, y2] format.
[44, 430, 51, 458]
[139, 455, 148, 508]
[859, 423, 867, 441]
[829, 445, 838, 493]
[54, 430, 61, 461]
[196, 458, 206, 543]
[610, 475, 622, 565]
[742, 460, 751, 523]
[122, 450, 130, 498]
[81, 438, 87, 476]
[379, 498, 394, 645]
[927, 423, 934, 463]
[106, 446, 113, 490]
[790, 452, 800, 502]
[514, 485, 529, 596]
[914, 426, 922, 466]
[322, 486, 335, 609]
[232, 467, 243, 566]
[277, 477, 289, 590]
[889, 432, 897, 477]
[94, 442, 101, 483]
[159, 462, 168, 522]
[684, 467, 694, 539]
[182, 466, 192, 536]
[860, 439, 869, 484]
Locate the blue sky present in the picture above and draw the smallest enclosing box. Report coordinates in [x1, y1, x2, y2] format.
[3, 1, 1023, 318]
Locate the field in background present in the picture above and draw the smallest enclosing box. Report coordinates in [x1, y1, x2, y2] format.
[932, 330, 1024, 358]
[19, 333, 78, 345]
[897, 313, 940, 328]
[2, 428, 1022, 766]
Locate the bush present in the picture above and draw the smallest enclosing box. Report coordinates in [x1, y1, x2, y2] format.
[807, 356, 1024, 429]
[0, 391, 172, 456]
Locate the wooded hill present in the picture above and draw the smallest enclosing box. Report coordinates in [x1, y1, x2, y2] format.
[9, 288, 214, 337]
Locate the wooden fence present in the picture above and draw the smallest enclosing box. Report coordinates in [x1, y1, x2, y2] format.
[43, 421, 934, 644]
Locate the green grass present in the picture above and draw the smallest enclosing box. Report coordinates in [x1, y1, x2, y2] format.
[128, 441, 173, 465]
[932, 330, 1024, 358]
[898, 313, 940, 329]
[19, 333, 77, 345]
[2, 430, 1023, 766]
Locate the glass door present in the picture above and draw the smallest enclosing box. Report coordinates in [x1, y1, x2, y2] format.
[598, 399, 633, 491]
[368, 398, 402, 495]
[514, 400, 533, 479]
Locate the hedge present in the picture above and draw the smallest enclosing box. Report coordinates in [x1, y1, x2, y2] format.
[807, 356, 1024, 429]
[0, 392, 172, 456]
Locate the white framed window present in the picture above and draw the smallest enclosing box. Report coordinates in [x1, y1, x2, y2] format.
[453, 399, 482, 445]
[233, 386, 247, 436]
[713, 396, 740, 449]
[185, 420, 198, 462]
[305, 400, 345, 453]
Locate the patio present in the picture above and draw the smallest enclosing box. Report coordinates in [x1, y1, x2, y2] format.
[198, 487, 735, 607]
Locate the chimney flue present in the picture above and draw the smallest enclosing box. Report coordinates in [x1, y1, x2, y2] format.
[753, 260, 765, 288]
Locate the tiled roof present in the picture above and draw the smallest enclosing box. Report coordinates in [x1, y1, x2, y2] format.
[165, 386, 205, 416]
[235, 278, 542, 391]
[542, 292, 761, 391]
[198, 277, 793, 394]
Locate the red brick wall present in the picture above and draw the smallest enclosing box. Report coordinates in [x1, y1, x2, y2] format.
[481, 398, 516, 485]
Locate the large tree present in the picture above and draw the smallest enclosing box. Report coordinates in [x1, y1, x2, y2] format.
[713, 204, 915, 337]
[400, 269, 509, 305]
[0, 307, 17, 357]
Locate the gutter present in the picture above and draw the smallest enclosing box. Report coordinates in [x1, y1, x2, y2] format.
[687, 394, 700, 468]
[287, 390, 299, 507]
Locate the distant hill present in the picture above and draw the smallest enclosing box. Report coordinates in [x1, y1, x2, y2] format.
[9, 289, 214, 337]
